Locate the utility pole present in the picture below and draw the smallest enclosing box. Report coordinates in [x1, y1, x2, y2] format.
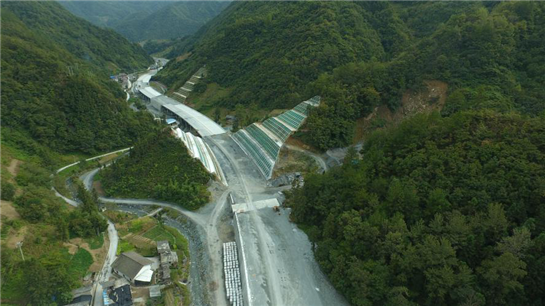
[16, 241, 25, 261]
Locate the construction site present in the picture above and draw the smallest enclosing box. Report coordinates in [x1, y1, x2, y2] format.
[120, 65, 348, 306]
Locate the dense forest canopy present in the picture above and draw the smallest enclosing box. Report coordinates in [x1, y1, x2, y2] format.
[1, 2, 156, 155]
[156, 1, 545, 150]
[100, 130, 211, 210]
[155, 1, 389, 108]
[288, 111, 545, 306]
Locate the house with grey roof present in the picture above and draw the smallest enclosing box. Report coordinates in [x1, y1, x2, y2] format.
[156, 241, 178, 283]
[112, 251, 154, 285]
[157, 240, 178, 267]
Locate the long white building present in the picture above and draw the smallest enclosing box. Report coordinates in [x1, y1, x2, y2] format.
[173, 127, 223, 181]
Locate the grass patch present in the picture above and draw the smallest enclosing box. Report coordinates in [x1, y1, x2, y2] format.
[117, 237, 156, 257]
[87, 234, 104, 250]
[143, 225, 176, 242]
[127, 217, 156, 234]
[150, 81, 166, 94]
[267, 108, 289, 117]
[142, 224, 189, 256]
[186, 83, 232, 116]
[141, 223, 190, 280]
[103, 210, 137, 224]
[117, 240, 135, 255]
[71, 248, 93, 278]
[57, 163, 80, 177]
[165, 226, 189, 257]
[0, 268, 26, 301]
[178, 282, 191, 305]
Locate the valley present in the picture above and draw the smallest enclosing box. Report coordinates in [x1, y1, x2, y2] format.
[85, 60, 344, 305]
[2, 2, 545, 306]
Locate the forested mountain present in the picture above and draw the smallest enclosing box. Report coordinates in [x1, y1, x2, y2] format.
[154, 1, 393, 108]
[1, 2, 157, 303]
[59, 1, 171, 28]
[6, 1, 151, 71]
[154, 2, 545, 305]
[60, 0, 229, 42]
[1, 1, 155, 155]
[156, 1, 545, 149]
[113, 1, 230, 42]
[288, 110, 545, 305]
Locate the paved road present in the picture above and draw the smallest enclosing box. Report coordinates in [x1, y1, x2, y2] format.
[207, 135, 283, 306]
[146, 207, 163, 217]
[100, 220, 118, 282]
[99, 197, 207, 228]
[56, 147, 131, 173]
[55, 149, 126, 306]
[68, 88, 346, 306]
[52, 187, 80, 207]
[81, 166, 230, 306]
[285, 144, 328, 172]
[91, 219, 117, 306]
[207, 134, 349, 306]
[75, 136, 348, 306]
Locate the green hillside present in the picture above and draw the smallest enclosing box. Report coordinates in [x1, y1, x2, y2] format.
[1, 2, 158, 304]
[155, 2, 392, 109]
[288, 110, 545, 305]
[1, 1, 155, 155]
[5, 1, 151, 71]
[100, 130, 211, 210]
[156, 2, 545, 149]
[304, 2, 545, 150]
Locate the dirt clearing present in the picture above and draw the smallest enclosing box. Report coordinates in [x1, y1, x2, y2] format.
[7, 159, 22, 177]
[353, 80, 448, 142]
[64, 237, 110, 272]
[93, 181, 105, 197]
[6, 226, 27, 249]
[273, 147, 320, 178]
[1, 201, 21, 220]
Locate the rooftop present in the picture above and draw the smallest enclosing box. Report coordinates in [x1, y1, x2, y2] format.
[109, 284, 133, 306]
[160, 98, 225, 137]
[112, 252, 153, 280]
[149, 285, 162, 298]
[139, 86, 161, 99]
[157, 240, 171, 253]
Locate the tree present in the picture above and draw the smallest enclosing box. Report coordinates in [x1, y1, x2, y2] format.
[478, 252, 527, 305]
[1, 180, 16, 201]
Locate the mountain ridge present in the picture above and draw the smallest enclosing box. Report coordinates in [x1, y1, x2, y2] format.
[61, 1, 230, 42]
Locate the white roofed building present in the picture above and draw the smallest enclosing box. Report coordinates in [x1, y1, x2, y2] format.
[112, 251, 154, 286]
[138, 87, 162, 102]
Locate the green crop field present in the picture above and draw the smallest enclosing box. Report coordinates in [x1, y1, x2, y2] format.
[71, 248, 93, 278]
[143, 225, 176, 244]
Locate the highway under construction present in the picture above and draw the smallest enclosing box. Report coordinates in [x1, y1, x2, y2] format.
[116, 65, 348, 305]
